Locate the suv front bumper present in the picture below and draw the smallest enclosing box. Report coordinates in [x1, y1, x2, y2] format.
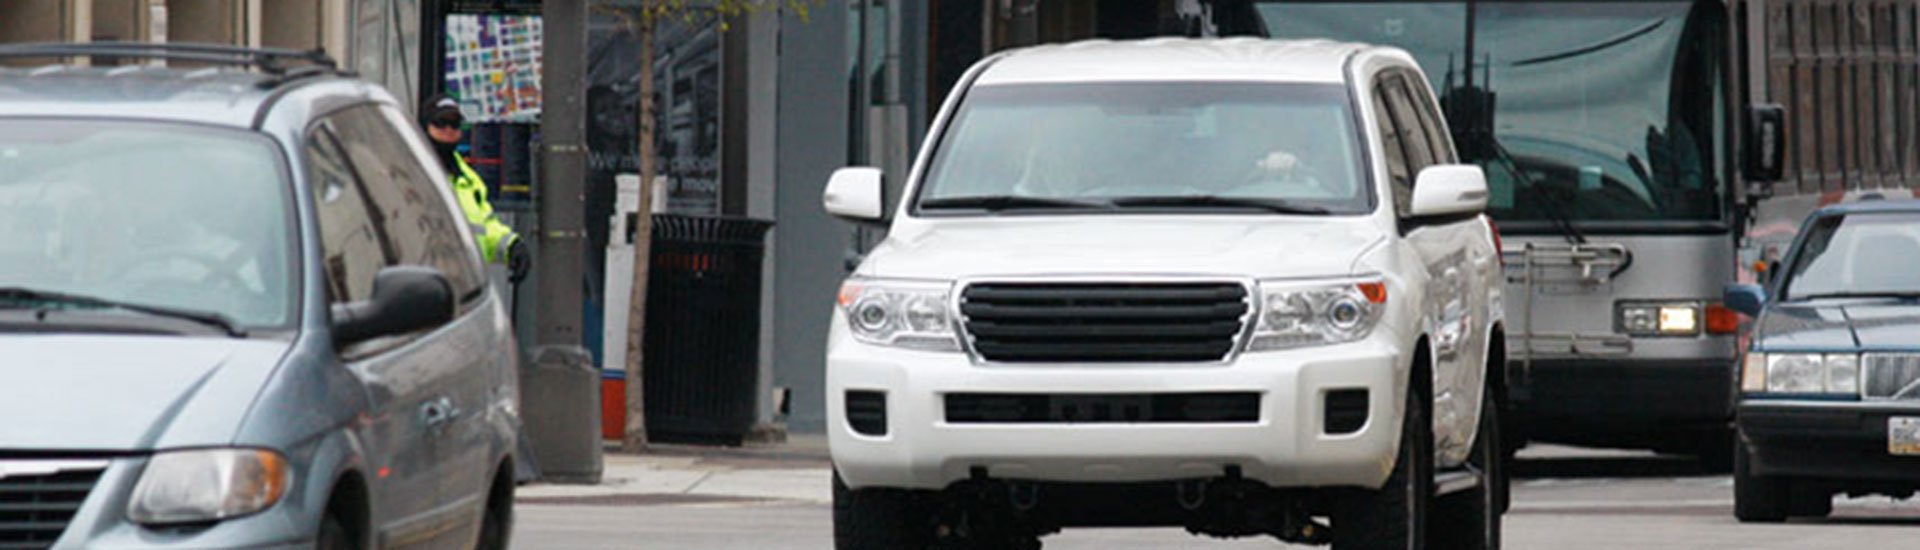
[827, 332, 1408, 491]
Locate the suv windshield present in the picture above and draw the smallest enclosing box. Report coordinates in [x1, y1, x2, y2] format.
[0, 120, 295, 328]
[915, 82, 1371, 214]
[1257, 1, 1724, 225]
[1782, 213, 1920, 301]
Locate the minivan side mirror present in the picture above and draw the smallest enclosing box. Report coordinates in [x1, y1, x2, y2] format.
[1745, 103, 1787, 183]
[331, 266, 455, 347]
[823, 167, 886, 223]
[1408, 164, 1489, 218]
[1724, 283, 1767, 318]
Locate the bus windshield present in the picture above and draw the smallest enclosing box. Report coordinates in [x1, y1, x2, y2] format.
[1255, 1, 1725, 226]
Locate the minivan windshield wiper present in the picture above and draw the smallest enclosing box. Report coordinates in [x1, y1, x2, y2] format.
[0, 286, 247, 337]
[919, 195, 1113, 212]
[1108, 195, 1331, 214]
[1793, 291, 1920, 302]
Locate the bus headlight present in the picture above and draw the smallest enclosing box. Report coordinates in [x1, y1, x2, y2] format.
[1618, 302, 1701, 336]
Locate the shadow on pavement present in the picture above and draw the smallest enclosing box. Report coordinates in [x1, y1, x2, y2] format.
[1512, 454, 1715, 479]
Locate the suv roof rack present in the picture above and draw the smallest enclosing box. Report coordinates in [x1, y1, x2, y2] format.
[0, 41, 338, 77]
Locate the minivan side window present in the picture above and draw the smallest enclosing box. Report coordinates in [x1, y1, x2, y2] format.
[307, 126, 394, 305]
[1373, 83, 1412, 216]
[324, 106, 487, 302]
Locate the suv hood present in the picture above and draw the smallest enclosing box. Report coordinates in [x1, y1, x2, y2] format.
[1757, 301, 1920, 350]
[863, 216, 1385, 280]
[0, 335, 292, 451]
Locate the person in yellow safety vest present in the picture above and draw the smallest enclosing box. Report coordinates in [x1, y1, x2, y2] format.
[422, 94, 529, 283]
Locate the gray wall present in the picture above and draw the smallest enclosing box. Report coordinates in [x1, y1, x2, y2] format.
[773, 0, 853, 433]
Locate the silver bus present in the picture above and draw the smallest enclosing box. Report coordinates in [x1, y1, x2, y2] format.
[1239, 0, 1808, 464]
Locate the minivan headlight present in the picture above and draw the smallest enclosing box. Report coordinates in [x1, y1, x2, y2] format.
[1248, 278, 1386, 352]
[128, 448, 290, 525]
[837, 277, 960, 351]
[1747, 353, 1860, 395]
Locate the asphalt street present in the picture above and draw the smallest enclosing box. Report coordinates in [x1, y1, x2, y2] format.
[510, 448, 1920, 549]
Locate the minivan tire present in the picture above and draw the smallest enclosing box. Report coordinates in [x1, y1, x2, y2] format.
[316, 512, 354, 550]
[834, 470, 933, 550]
[1432, 385, 1503, 549]
[1333, 363, 1433, 550]
[476, 466, 514, 550]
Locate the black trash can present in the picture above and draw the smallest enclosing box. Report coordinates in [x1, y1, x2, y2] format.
[643, 214, 774, 445]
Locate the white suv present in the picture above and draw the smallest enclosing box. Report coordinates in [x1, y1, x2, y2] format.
[822, 39, 1507, 550]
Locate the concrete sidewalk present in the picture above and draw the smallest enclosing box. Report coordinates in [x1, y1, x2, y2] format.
[516, 435, 833, 506]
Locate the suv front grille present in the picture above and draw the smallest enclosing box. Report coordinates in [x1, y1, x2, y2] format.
[946, 392, 1261, 424]
[0, 464, 104, 550]
[1864, 354, 1920, 399]
[959, 282, 1250, 363]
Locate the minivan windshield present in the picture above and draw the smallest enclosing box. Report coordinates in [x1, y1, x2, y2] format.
[915, 82, 1371, 214]
[1782, 213, 1920, 301]
[0, 120, 295, 328]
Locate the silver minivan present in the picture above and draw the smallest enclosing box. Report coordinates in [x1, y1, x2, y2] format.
[0, 44, 519, 550]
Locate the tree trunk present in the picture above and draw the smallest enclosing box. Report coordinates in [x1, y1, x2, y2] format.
[622, 9, 657, 453]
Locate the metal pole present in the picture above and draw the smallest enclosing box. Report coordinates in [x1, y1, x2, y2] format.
[520, 0, 601, 484]
[539, 0, 587, 349]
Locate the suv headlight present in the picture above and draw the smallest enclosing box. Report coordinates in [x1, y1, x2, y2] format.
[837, 277, 960, 351]
[1248, 278, 1386, 352]
[1744, 352, 1860, 395]
[128, 448, 290, 525]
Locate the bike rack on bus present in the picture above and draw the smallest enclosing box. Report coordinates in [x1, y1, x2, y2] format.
[1509, 242, 1635, 383]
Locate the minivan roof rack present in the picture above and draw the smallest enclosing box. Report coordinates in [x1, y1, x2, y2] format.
[0, 42, 337, 75]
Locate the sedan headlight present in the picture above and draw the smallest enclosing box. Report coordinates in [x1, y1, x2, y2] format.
[1745, 353, 1861, 395]
[128, 448, 290, 525]
[836, 277, 960, 351]
[1247, 278, 1386, 352]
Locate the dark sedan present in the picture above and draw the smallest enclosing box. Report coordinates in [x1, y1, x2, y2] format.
[1725, 200, 1920, 523]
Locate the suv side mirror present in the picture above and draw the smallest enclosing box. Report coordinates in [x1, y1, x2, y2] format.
[331, 266, 455, 347]
[1745, 103, 1787, 183]
[1724, 283, 1767, 318]
[1408, 165, 1489, 218]
[823, 167, 886, 222]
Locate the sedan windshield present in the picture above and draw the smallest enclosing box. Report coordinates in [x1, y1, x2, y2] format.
[915, 82, 1371, 214]
[1783, 213, 1920, 301]
[0, 120, 294, 328]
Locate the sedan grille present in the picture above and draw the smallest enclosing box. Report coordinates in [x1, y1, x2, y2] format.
[959, 282, 1251, 363]
[1864, 353, 1920, 400]
[0, 465, 103, 550]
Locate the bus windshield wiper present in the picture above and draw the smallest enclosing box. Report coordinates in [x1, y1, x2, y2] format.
[919, 195, 1112, 211]
[0, 286, 247, 337]
[1108, 195, 1330, 214]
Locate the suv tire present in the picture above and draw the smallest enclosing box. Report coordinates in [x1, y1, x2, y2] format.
[1333, 362, 1433, 550]
[834, 471, 934, 550]
[1432, 384, 1503, 549]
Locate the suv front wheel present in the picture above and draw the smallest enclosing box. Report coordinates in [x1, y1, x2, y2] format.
[834, 471, 934, 550]
[1333, 364, 1434, 550]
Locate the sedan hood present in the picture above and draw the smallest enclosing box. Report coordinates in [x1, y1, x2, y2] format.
[1758, 301, 1920, 350]
[0, 335, 292, 451]
[862, 216, 1386, 280]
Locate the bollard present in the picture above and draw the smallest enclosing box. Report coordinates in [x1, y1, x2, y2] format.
[519, 345, 603, 484]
